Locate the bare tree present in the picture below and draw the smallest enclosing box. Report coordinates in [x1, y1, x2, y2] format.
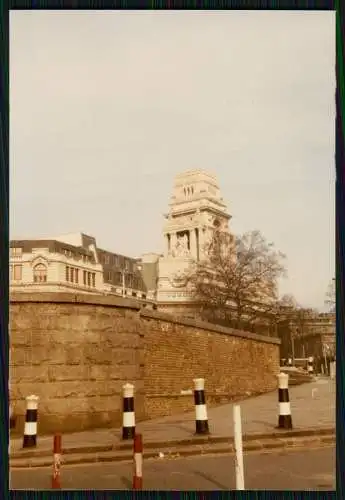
[274, 294, 316, 359]
[188, 229, 286, 328]
[325, 279, 335, 312]
[275, 294, 316, 328]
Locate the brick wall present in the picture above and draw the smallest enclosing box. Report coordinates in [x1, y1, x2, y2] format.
[141, 310, 280, 418]
[10, 293, 280, 434]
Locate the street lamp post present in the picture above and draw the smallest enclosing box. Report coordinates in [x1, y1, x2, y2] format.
[122, 270, 126, 297]
[323, 343, 329, 376]
[289, 321, 295, 365]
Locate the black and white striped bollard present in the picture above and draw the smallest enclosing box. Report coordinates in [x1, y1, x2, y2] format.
[277, 373, 292, 430]
[193, 378, 209, 434]
[307, 356, 314, 375]
[22, 395, 39, 448]
[122, 383, 135, 440]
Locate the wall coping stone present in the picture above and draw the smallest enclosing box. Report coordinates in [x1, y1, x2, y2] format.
[10, 292, 141, 311]
[140, 309, 281, 345]
[10, 292, 280, 345]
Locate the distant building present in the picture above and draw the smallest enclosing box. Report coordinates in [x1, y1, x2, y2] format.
[9, 232, 148, 301]
[298, 312, 336, 358]
[136, 253, 161, 302]
[278, 311, 336, 360]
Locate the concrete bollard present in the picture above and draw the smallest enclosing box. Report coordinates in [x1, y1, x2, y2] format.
[22, 395, 39, 448]
[52, 434, 62, 489]
[122, 383, 135, 440]
[307, 356, 314, 375]
[277, 373, 292, 430]
[193, 378, 209, 434]
[233, 404, 245, 490]
[133, 433, 143, 490]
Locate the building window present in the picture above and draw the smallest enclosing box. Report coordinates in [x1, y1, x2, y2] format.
[87, 272, 91, 287]
[75, 268, 79, 284]
[132, 291, 137, 297]
[92, 273, 96, 287]
[33, 263, 47, 283]
[10, 247, 23, 258]
[11, 264, 22, 281]
[142, 294, 146, 300]
[83, 270, 87, 285]
[66, 266, 69, 281]
[70, 267, 74, 283]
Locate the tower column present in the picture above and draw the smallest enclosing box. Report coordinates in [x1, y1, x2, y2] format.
[190, 228, 197, 259]
[171, 232, 177, 255]
[199, 227, 205, 258]
[164, 234, 170, 256]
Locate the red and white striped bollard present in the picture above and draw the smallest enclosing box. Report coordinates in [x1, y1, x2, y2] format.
[52, 434, 62, 489]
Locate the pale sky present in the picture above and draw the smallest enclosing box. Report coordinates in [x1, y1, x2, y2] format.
[10, 11, 335, 311]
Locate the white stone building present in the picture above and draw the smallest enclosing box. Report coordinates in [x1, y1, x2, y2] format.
[9, 232, 147, 300]
[10, 237, 103, 294]
[137, 169, 232, 312]
[10, 169, 232, 309]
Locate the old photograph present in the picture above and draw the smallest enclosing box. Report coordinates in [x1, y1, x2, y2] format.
[10, 11, 335, 491]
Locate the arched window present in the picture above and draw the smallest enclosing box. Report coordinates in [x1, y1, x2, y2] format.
[33, 263, 47, 283]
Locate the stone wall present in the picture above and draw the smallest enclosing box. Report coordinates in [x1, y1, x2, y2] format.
[10, 293, 280, 434]
[10, 293, 144, 434]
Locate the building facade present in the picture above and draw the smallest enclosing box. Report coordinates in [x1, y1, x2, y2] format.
[153, 169, 232, 312]
[278, 311, 336, 360]
[137, 169, 275, 330]
[10, 233, 148, 300]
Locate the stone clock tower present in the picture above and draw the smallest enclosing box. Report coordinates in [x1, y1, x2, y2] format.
[156, 169, 232, 305]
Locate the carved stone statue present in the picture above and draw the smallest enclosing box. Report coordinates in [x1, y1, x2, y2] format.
[175, 233, 189, 257]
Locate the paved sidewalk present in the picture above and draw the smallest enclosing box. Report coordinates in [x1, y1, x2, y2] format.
[10, 378, 335, 455]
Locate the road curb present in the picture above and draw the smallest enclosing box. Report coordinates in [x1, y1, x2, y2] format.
[10, 431, 335, 469]
[10, 426, 335, 460]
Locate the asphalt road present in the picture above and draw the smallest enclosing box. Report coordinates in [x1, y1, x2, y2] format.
[11, 446, 335, 491]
